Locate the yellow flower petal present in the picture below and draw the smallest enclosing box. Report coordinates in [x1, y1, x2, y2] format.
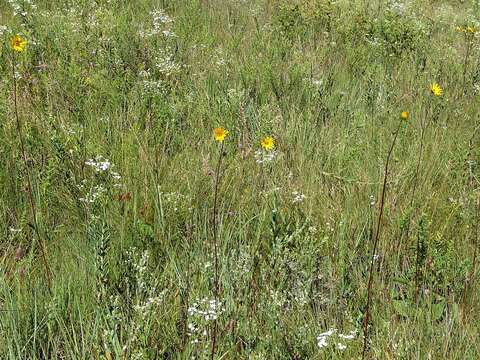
[430, 83, 442, 97]
[11, 35, 27, 52]
[213, 127, 229, 142]
[260, 136, 275, 151]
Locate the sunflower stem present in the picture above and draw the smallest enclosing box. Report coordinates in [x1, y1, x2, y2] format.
[211, 140, 224, 360]
[362, 118, 402, 359]
[12, 50, 52, 292]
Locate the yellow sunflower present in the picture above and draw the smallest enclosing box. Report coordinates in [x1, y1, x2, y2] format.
[11, 35, 27, 52]
[260, 136, 275, 151]
[430, 83, 442, 97]
[213, 127, 229, 142]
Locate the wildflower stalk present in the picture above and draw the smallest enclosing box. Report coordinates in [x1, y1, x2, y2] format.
[461, 129, 480, 319]
[410, 106, 430, 302]
[461, 195, 479, 321]
[211, 140, 225, 360]
[12, 50, 52, 290]
[462, 38, 472, 94]
[362, 118, 403, 359]
[409, 107, 428, 213]
[460, 27, 475, 94]
[410, 97, 436, 301]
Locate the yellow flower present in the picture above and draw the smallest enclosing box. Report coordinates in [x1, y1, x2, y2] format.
[400, 111, 409, 120]
[261, 136, 275, 151]
[10, 35, 27, 52]
[430, 83, 442, 97]
[213, 127, 229, 142]
[458, 25, 477, 34]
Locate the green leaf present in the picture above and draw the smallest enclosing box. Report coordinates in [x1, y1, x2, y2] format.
[393, 299, 414, 318]
[431, 299, 446, 321]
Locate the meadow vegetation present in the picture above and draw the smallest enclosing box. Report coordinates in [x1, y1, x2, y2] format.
[1, 0, 480, 358]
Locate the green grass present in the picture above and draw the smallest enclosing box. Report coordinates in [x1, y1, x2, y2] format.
[1, 0, 480, 358]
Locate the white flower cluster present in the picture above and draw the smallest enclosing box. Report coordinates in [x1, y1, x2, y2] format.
[80, 155, 122, 204]
[138, 69, 166, 95]
[133, 293, 165, 319]
[140, 8, 175, 38]
[85, 155, 111, 172]
[0, 26, 8, 36]
[85, 155, 121, 183]
[387, 0, 408, 15]
[79, 183, 106, 204]
[214, 48, 227, 68]
[317, 329, 356, 350]
[99, 248, 167, 357]
[155, 49, 182, 76]
[317, 329, 335, 348]
[303, 77, 323, 89]
[254, 149, 277, 164]
[312, 79, 323, 88]
[85, 155, 113, 172]
[126, 249, 166, 317]
[159, 190, 186, 212]
[292, 191, 306, 204]
[7, 0, 36, 17]
[187, 298, 225, 344]
[188, 298, 224, 321]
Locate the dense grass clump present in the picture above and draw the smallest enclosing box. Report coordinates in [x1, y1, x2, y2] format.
[1, 0, 480, 358]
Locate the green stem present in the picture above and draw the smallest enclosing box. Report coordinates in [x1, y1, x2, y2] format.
[12, 51, 52, 291]
[362, 119, 402, 359]
[211, 140, 224, 360]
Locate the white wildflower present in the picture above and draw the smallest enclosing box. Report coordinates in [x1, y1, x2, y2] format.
[85, 155, 111, 172]
[292, 191, 306, 204]
[339, 332, 356, 340]
[317, 328, 336, 349]
[254, 149, 277, 164]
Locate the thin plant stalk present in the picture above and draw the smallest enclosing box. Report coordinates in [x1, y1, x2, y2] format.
[211, 140, 224, 360]
[12, 51, 52, 290]
[396, 104, 429, 278]
[362, 119, 403, 359]
[461, 191, 480, 321]
[409, 106, 428, 213]
[461, 127, 480, 317]
[411, 107, 430, 301]
[462, 33, 473, 94]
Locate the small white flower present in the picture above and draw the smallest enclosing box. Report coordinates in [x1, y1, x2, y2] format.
[254, 149, 277, 164]
[318, 329, 336, 337]
[85, 155, 112, 172]
[317, 328, 336, 349]
[312, 79, 323, 88]
[339, 333, 355, 340]
[317, 336, 328, 348]
[292, 191, 306, 204]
